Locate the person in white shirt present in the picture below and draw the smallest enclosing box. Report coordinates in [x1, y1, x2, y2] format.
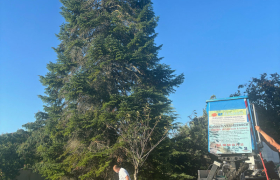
[113, 165, 131, 180]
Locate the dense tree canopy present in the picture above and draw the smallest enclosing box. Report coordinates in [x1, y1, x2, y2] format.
[0, 130, 29, 180]
[17, 0, 184, 179]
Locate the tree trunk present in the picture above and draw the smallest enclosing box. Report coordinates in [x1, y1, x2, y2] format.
[134, 166, 138, 180]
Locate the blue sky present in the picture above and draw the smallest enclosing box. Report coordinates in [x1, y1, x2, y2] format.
[0, 1, 279, 134]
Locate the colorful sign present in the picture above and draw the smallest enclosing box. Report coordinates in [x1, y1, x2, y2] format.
[209, 109, 247, 125]
[209, 122, 252, 154]
[207, 97, 254, 154]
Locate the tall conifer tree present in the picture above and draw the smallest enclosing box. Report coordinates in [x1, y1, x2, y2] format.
[23, 0, 184, 179]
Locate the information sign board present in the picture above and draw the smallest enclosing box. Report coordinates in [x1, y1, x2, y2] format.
[207, 97, 254, 155]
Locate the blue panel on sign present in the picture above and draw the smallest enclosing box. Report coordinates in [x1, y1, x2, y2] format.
[209, 99, 246, 111]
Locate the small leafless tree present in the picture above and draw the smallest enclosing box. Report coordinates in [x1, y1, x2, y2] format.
[107, 104, 172, 180]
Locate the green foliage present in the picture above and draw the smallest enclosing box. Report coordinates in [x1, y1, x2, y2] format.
[135, 108, 215, 180]
[137, 138, 174, 180]
[167, 110, 214, 179]
[231, 73, 280, 142]
[0, 129, 29, 180]
[18, 0, 183, 179]
[102, 91, 176, 179]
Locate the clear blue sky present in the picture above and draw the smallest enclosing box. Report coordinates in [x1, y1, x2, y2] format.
[0, 1, 279, 134]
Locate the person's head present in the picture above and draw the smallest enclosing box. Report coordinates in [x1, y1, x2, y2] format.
[113, 165, 120, 173]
